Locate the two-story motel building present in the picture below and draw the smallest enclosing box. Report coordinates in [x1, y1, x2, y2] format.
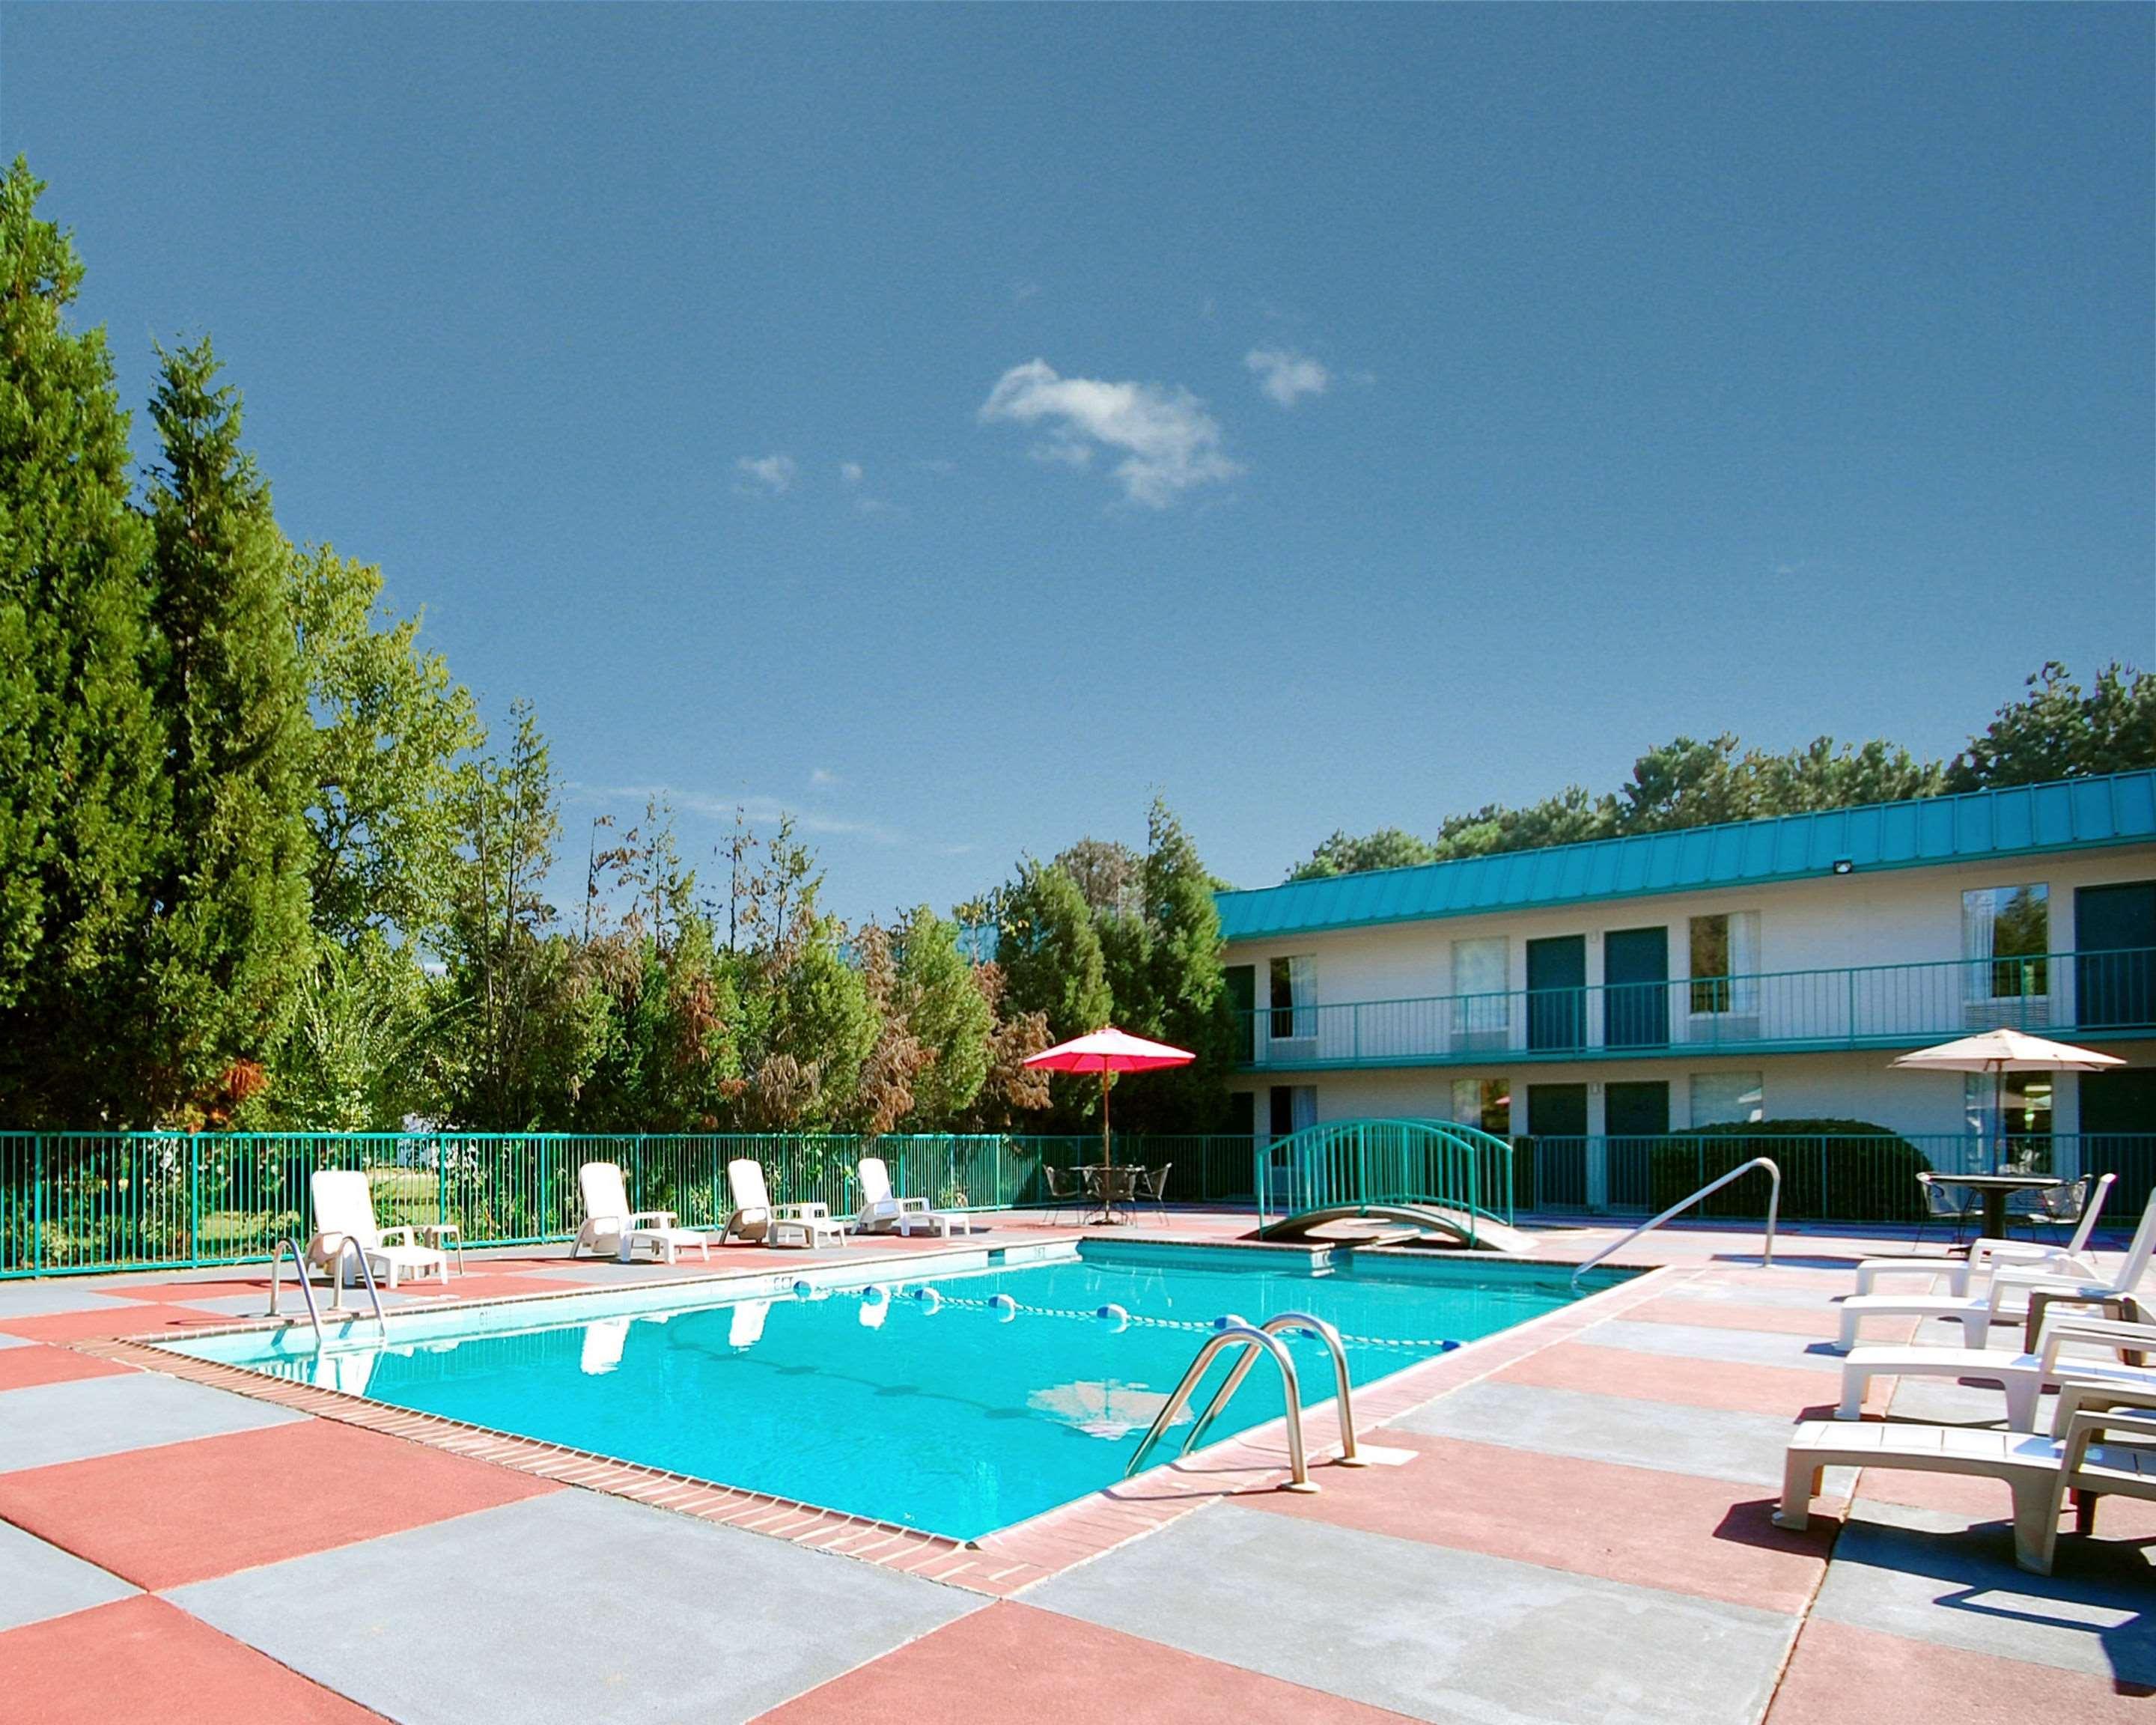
[1216, 770, 2156, 1206]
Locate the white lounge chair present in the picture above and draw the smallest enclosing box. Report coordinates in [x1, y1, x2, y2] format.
[1836, 1187, 2156, 1351]
[1775, 1381, 2156, 1574]
[1851, 1172, 2116, 1297]
[1837, 1313, 2156, 1429]
[721, 1159, 848, 1250]
[308, 1169, 451, 1292]
[570, 1162, 712, 1265]
[855, 1155, 981, 1237]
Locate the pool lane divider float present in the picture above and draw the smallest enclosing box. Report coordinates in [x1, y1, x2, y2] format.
[858, 1284, 1464, 1356]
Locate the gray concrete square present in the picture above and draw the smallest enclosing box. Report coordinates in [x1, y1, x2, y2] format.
[0, 1283, 146, 1318]
[1579, 1318, 1844, 1374]
[1392, 1380, 1801, 1486]
[0, 1370, 302, 1473]
[1027, 1502, 1795, 1725]
[171, 1484, 981, 1725]
[1882, 1373, 2015, 1427]
[1812, 1512, 2156, 1685]
[0, 1518, 136, 1632]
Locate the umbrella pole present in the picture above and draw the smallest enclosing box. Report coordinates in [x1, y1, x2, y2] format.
[1100, 1067, 1113, 1224]
[1992, 1062, 2004, 1176]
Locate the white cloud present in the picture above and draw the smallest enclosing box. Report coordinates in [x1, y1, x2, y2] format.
[810, 767, 841, 787]
[567, 780, 902, 846]
[734, 454, 798, 495]
[839, 461, 864, 485]
[978, 359, 1240, 507]
[1244, 347, 1330, 408]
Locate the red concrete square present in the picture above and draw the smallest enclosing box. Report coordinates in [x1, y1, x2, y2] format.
[0, 1302, 234, 1343]
[0, 1595, 389, 1724]
[1852, 1463, 2156, 1541]
[0, 1342, 133, 1393]
[1626, 1295, 1842, 1339]
[750, 1600, 1416, 1724]
[1240, 1429, 1831, 1614]
[0, 1411, 561, 1589]
[376, 1271, 565, 1301]
[1496, 1339, 1848, 1419]
[1767, 1616, 2154, 1721]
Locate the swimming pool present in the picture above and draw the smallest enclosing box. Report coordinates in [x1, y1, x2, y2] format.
[163, 1242, 1624, 1539]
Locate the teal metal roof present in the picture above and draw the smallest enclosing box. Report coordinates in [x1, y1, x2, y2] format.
[1216, 770, 2156, 943]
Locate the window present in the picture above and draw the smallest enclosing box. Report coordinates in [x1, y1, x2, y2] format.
[1449, 1077, 1511, 1136]
[1451, 937, 1509, 1043]
[1689, 912, 1759, 1014]
[1690, 1071, 1764, 1127]
[1966, 1071, 2053, 1165]
[1963, 885, 2048, 1000]
[1268, 955, 1314, 1040]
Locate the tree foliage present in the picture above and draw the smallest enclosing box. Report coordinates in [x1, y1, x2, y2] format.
[141, 338, 317, 1119]
[0, 159, 168, 1124]
[1289, 672, 2150, 881]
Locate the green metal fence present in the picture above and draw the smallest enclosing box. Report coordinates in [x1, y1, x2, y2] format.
[1517, 1132, 2153, 1226]
[0, 1130, 1261, 1280]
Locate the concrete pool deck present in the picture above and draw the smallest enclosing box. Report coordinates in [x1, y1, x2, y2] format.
[0, 1212, 2149, 1722]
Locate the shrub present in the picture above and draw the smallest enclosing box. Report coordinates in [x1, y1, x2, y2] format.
[1640, 1120, 1933, 1223]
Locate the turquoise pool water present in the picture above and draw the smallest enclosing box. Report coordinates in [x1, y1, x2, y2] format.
[165, 1244, 1618, 1539]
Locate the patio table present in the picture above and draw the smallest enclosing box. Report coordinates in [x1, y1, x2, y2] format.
[1078, 1164, 1141, 1226]
[1946, 1172, 2066, 1244]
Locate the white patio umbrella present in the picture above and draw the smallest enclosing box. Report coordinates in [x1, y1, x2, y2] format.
[1891, 1029, 2125, 1173]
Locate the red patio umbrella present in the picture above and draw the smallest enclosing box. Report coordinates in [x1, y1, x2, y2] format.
[1023, 1026, 1195, 1173]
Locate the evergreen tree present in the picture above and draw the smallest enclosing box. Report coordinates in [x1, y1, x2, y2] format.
[440, 702, 601, 1127]
[1127, 799, 1233, 1130]
[996, 860, 1112, 1039]
[290, 545, 481, 946]
[1949, 662, 2156, 788]
[895, 904, 993, 1128]
[0, 159, 168, 1124]
[141, 338, 317, 1119]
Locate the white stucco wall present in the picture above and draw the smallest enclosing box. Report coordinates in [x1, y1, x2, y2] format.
[1222, 844, 2156, 1143]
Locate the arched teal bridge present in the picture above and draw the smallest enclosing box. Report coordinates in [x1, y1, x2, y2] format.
[1253, 1118, 1535, 1253]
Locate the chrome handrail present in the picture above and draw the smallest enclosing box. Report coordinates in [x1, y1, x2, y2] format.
[1570, 1157, 1780, 1291]
[1184, 1311, 1365, 1467]
[1124, 1324, 1315, 1491]
[267, 1238, 326, 1345]
[289, 1232, 391, 1342]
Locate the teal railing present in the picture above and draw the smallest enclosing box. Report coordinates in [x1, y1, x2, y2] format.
[1255, 1118, 1516, 1234]
[0, 1130, 1261, 1280]
[1238, 946, 2156, 1071]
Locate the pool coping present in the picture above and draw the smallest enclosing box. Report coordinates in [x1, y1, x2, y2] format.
[52, 1238, 1680, 1597]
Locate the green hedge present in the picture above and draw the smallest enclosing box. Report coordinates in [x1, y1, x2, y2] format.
[1640, 1121, 1934, 1223]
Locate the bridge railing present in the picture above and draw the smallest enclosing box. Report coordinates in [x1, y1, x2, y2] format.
[1255, 1118, 1515, 1232]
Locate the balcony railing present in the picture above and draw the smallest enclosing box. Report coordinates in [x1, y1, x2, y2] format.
[1237, 946, 2156, 1071]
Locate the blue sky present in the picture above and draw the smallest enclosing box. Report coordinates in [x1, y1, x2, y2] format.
[6, 5, 2151, 919]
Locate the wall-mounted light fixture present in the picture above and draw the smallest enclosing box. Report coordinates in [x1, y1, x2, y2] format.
[1832, 859, 1855, 876]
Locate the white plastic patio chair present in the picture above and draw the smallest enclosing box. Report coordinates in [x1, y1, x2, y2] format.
[307, 1169, 450, 1292]
[1837, 1187, 2156, 1351]
[721, 1159, 847, 1250]
[1852, 1172, 2116, 1297]
[1836, 1312, 2156, 1430]
[855, 1155, 981, 1237]
[570, 1162, 711, 1265]
[1775, 1381, 2156, 1575]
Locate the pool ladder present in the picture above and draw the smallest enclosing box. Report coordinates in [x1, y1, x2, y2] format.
[1124, 1311, 1366, 1491]
[267, 1237, 389, 1348]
